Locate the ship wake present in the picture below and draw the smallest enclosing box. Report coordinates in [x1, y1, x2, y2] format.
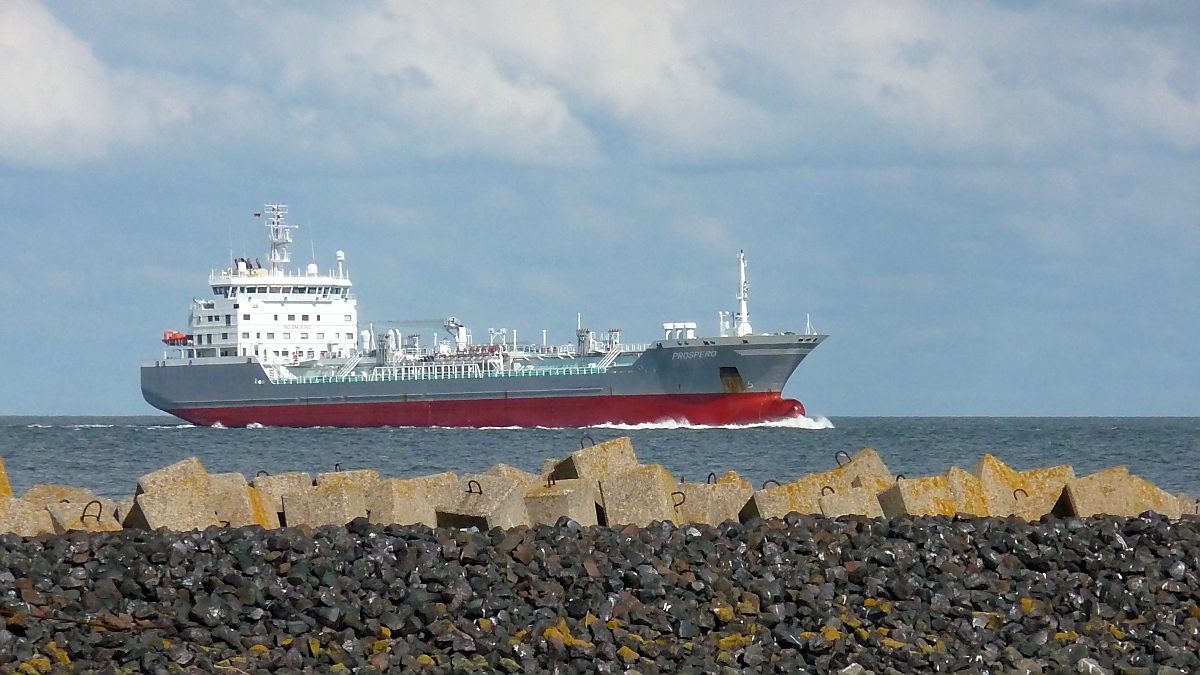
[590, 415, 834, 431]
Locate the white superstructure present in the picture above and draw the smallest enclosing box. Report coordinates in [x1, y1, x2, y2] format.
[171, 204, 359, 364]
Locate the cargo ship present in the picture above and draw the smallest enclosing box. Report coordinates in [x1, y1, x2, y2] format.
[141, 204, 826, 427]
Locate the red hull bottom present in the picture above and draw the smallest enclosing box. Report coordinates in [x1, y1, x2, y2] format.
[171, 392, 806, 428]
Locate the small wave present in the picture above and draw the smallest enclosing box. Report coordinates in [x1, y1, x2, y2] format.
[591, 415, 835, 431]
[25, 423, 53, 428]
[246, 422, 265, 429]
[69, 424, 116, 429]
[145, 424, 197, 430]
[210, 422, 226, 429]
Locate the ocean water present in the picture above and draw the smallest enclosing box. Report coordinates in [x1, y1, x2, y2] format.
[1, 416, 1199, 501]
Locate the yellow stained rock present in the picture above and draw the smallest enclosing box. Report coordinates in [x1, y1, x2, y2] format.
[717, 634, 753, 651]
[821, 626, 842, 641]
[616, 645, 639, 663]
[829, 448, 895, 495]
[0, 455, 12, 500]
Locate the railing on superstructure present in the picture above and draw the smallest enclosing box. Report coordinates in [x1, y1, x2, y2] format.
[209, 268, 351, 282]
[267, 362, 615, 385]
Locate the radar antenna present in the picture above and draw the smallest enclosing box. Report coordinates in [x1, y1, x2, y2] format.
[735, 250, 753, 337]
[264, 204, 295, 274]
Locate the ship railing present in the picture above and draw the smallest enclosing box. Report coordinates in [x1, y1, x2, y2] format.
[269, 364, 611, 385]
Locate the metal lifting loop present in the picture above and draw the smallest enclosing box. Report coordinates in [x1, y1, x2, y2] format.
[821, 485, 835, 496]
[80, 500, 103, 524]
[580, 434, 596, 449]
[545, 476, 557, 488]
[466, 479, 483, 494]
[679, 475, 685, 484]
[762, 479, 781, 489]
[672, 491, 686, 509]
[896, 474, 906, 482]
[1013, 488, 1028, 500]
[707, 472, 718, 484]
[219, 519, 231, 528]
[835, 450, 851, 467]
[256, 469, 270, 477]
[334, 463, 343, 472]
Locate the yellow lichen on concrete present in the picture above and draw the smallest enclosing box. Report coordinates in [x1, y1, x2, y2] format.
[1018, 465, 1075, 520]
[946, 467, 989, 517]
[676, 481, 754, 525]
[251, 472, 313, 514]
[743, 471, 855, 520]
[0, 455, 12, 501]
[877, 475, 957, 518]
[366, 472, 459, 527]
[972, 455, 1027, 518]
[829, 448, 895, 495]
[246, 486, 280, 529]
[1127, 474, 1184, 518]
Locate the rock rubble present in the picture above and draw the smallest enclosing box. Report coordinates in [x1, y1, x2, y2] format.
[2, 512, 1200, 674]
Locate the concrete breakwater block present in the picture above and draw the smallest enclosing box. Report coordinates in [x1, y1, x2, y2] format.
[0, 455, 11, 501]
[972, 456, 1076, 520]
[550, 436, 639, 480]
[818, 485, 885, 518]
[675, 478, 754, 525]
[525, 478, 600, 527]
[877, 467, 989, 518]
[1053, 467, 1187, 518]
[0, 498, 54, 536]
[251, 472, 313, 517]
[437, 474, 531, 530]
[208, 473, 279, 529]
[22, 484, 101, 507]
[127, 476, 221, 531]
[828, 448, 895, 495]
[283, 483, 368, 528]
[46, 500, 122, 534]
[599, 464, 681, 527]
[740, 471, 854, 521]
[136, 457, 208, 495]
[365, 472, 459, 527]
[485, 463, 540, 486]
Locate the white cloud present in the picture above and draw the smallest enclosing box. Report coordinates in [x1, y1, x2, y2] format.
[0, 0, 198, 168]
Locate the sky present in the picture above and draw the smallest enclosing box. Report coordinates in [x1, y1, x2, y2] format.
[1, 0, 1198, 417]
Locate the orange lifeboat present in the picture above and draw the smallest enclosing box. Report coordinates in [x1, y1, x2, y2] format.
[162, 330, 189, 346]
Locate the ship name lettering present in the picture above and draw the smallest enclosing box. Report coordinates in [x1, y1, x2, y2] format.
[672, 350, 718, 360]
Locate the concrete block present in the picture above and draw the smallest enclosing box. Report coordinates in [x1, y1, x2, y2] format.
[485, 464, 540, 487]
[46, 500, 122, 534]
[251, 472, 313, 515]
[524, 478, 599, 527]
[539, 458, 559, 478]
[0, 456, 13, 501]
[599, 464, 680, 527]
[283, 482, 368, 528]
[676, 481, 754, 525]
[1017, 465, 1075, 520]
[0, 498, 54, 536]
[365, 472, 458, 527]
[1176, 493, 1199, 517]
[713, 471, 752, 488]
[947, 467, 989, 517]
[740, 471, 854, 521]
[437, 474, 530, 530]
[208, 473, 279, 529]
[136, 457, 208, 495]
[127, 476, 220, 531]
[819, 485, 885, 518]
[115, 496, 136, 525]
[1053, 467, 1136, 517]
[877, 475, 956, 518]
[1128, 475, 1185, 518]
[22, 484, 101, 507]
[829, 449, 895, 495]
[551, 436, 639, 481]
[972, 454, 1026, 518]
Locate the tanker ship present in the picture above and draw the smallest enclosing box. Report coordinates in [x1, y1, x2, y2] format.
[141, 204, 826, 427]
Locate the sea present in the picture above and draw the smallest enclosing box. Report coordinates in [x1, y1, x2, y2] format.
[1, 416, 1199, 501]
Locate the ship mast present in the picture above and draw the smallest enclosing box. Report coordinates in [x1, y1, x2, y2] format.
[735, 250, 753, 336]
[264, 204, 294, 274]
